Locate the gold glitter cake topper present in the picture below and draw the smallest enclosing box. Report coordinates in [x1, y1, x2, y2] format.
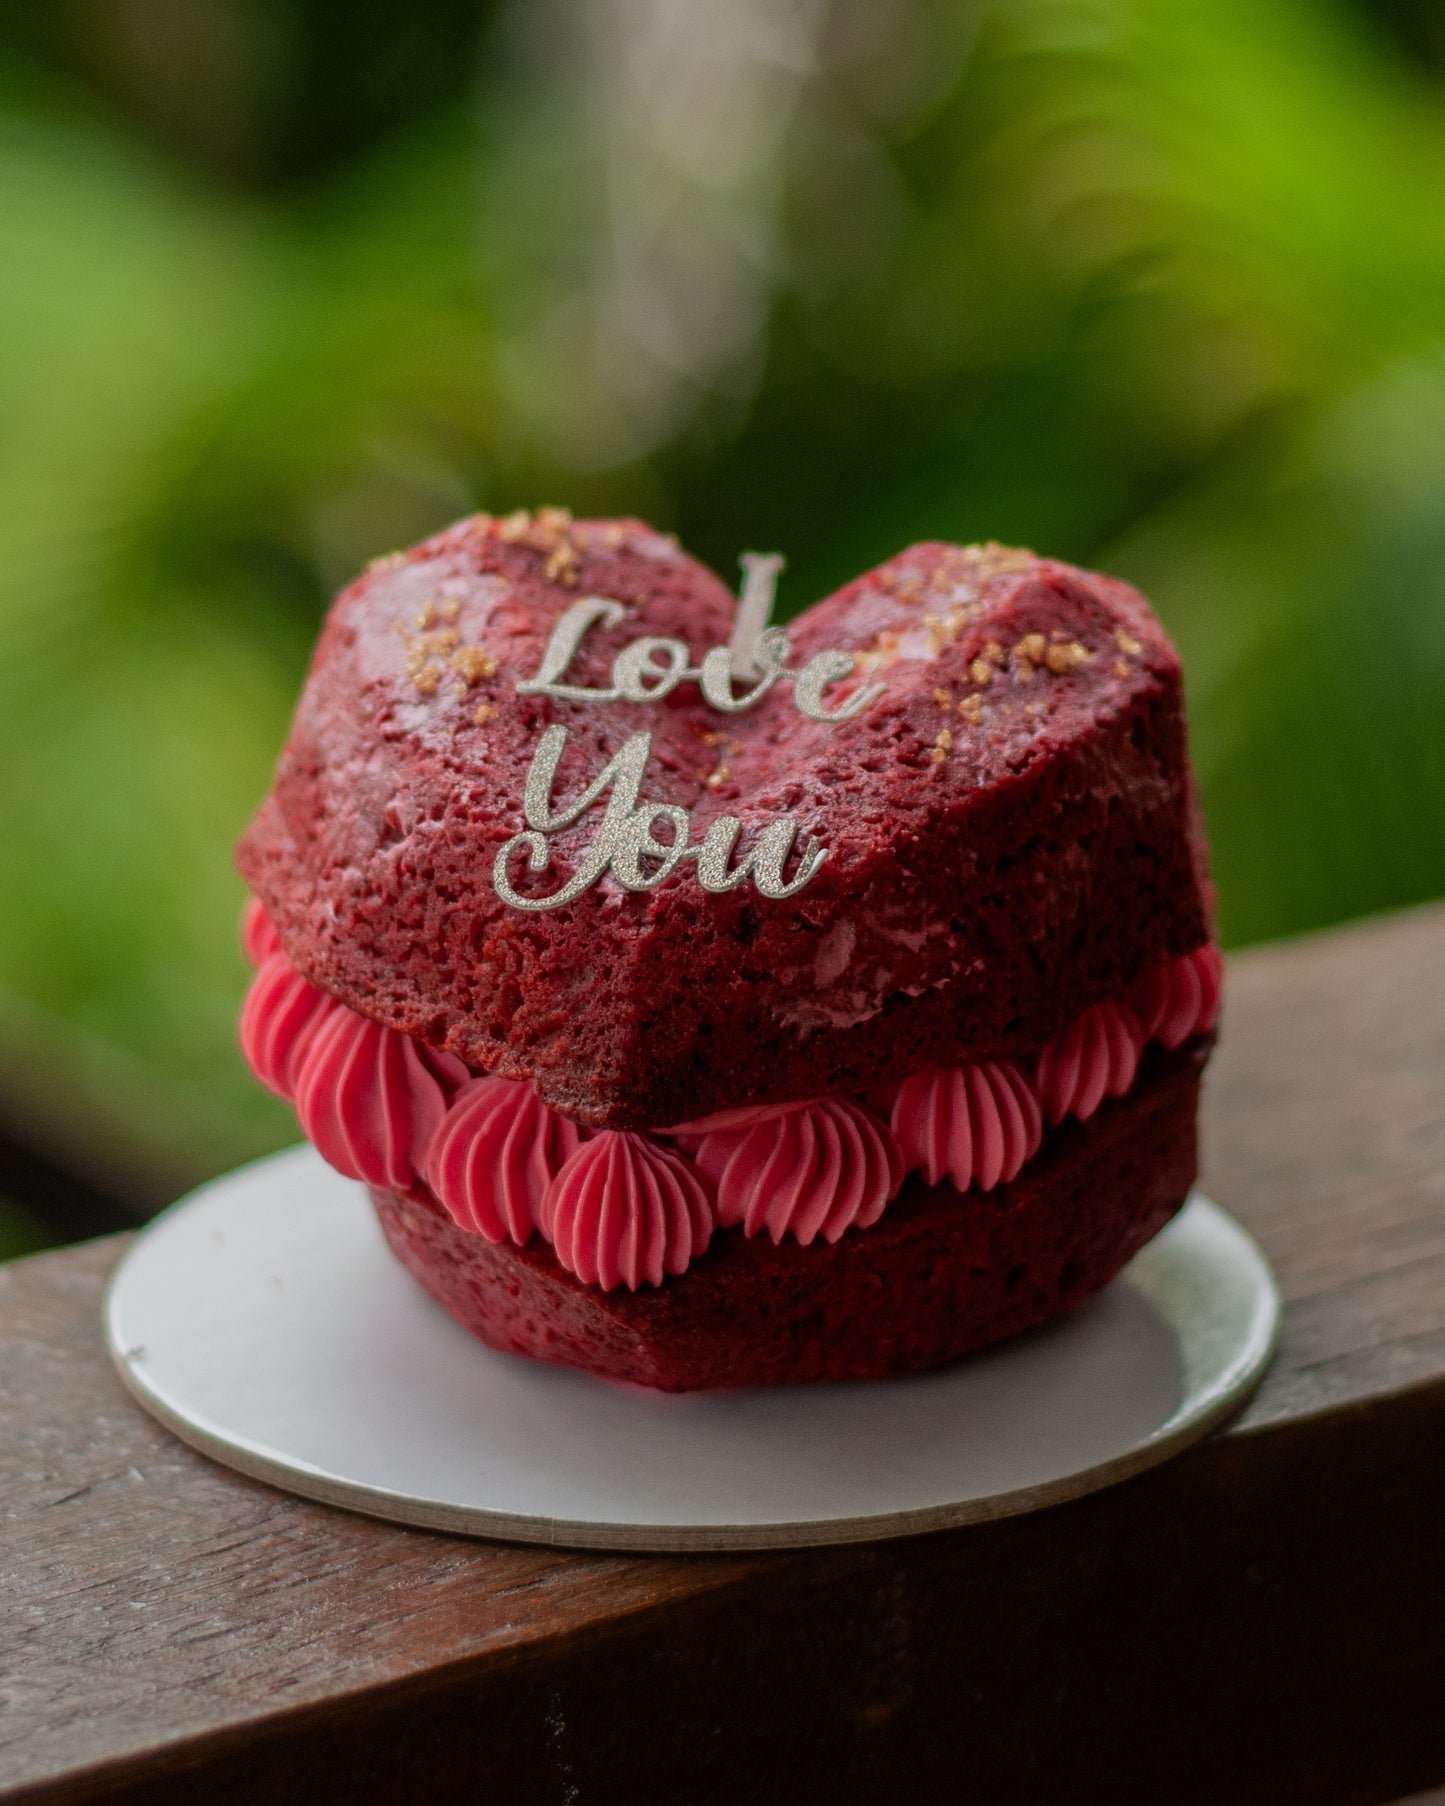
[494, 554, 883, 912]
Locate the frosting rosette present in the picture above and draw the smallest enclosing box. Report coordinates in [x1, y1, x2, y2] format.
[693, 1098, 903, 1246]
[1035, 999, 1145, 1127]
[426, 1075, 582, 1245]
[1131, 943, 1223, 1048]
[238, 953, 338, 1100]
[890, 1060, 1042, 1192]
[293, 1006, 467, 1191]
[540, 1132, 714, 1290]
[240, 895, 282, 968]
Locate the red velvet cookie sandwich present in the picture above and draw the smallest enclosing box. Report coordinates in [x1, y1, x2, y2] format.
[236, 510, 1220, 1390]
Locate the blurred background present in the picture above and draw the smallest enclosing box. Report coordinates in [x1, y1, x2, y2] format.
[2, 0, 1444, 1255]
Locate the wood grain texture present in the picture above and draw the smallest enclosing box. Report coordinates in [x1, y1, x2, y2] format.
[2, 904, 1443, 1806]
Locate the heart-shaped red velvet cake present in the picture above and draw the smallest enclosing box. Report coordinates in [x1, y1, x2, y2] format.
[237, 509, 1219, 1390]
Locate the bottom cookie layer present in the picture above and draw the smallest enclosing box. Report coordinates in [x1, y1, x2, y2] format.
[372, 1041, 1208, 1391]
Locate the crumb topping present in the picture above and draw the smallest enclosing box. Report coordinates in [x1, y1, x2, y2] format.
[545, 542, 579, 584]
[450, 645, 498, 685]
[1044, 637, 1093, 675]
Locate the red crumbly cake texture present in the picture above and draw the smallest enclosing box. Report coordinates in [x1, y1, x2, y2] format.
[237, 515, 1212, 1132]
[373, 1042, 1207, 1392]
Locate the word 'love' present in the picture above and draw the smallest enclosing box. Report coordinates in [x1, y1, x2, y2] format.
[516, 595, 884, 723]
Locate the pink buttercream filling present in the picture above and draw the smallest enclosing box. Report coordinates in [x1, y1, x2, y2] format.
[890, 1061, 1043, 1193]
[426, 1075, 582, 1244]
[239, 906, 1221, 1292]
[540, 1133, 713, 1290]
[692, 1096, 904, 1247]
[240, 894, 281, 968]
[1035, 999, 1144, 1128]
[293, 1004, 467, 1192]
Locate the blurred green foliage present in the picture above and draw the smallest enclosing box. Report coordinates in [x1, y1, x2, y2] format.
[0, 1195, 50, 1261]
[1, 0, 1443, 1212]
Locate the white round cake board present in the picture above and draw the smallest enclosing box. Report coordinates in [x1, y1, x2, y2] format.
[104, 1146, 1278, 1552]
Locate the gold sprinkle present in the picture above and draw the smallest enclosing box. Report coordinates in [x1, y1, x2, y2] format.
[403, 622, 464, 697]
[959, 541, 1036, 579]
[601, 523, 627, 548]
[1045, 640, 1092, 675]
[368, 550, 406, 573]
[931, 728, 954, 764]
[856, 624, 905, 675]
[983, 639, 1004, 664]
[933, 687, 952, 708]
[1024, 702, 1043, 716]
[923, 612, 950, 656]
[535, 505, 573, 538]
[969, 658, 994, 687]
[704, 764, 732, 788]
[1015, 633, 1047, 663]
[958, 694, 984, 723]
[450, 645, 498, 684]
[417, 596, 461, 628]
[472, 702, 497, 725]
[1114, 658, 1131, 678]
[544, 540, 580, 585]
[496, 510, 531, 542]
[1115, 628, 1143, 656]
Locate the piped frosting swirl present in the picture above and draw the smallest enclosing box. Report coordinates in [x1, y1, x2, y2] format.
[540, 1132, 714, 1289]
[1131, 943, 1223, 1048]
[890, 1060, 1042, 1191]
[426, 1075, 582, 1245]
[293, 1006, 467, 1191]
[239, 953, 337, 1100]
[241, 895, 281, 967]
[693, 1098, 904, 1246]
[1035, 999, 1144, 1127]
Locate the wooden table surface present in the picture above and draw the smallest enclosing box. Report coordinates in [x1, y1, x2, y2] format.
[3, 906, 1444, 1806]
